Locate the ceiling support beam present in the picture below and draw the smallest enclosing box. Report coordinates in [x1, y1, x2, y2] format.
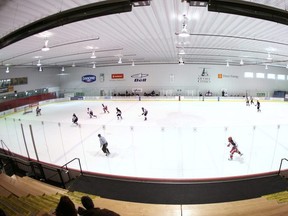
[0, 0, 132, 49]
[208, 0, 288, 26]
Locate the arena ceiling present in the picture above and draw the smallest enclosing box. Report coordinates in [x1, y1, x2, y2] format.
[1, 0, 288, 71]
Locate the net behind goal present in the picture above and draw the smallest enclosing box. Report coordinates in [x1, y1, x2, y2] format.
[23, 103, 39, 114]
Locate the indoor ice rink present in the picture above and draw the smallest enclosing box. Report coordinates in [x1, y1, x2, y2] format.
[1, 98, 288, 180]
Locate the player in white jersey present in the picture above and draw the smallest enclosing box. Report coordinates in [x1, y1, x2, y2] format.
[98, 134, 110, 156]
[87, 108, 97, 118]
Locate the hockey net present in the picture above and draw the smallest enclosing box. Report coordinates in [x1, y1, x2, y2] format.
[23, 102, 39, 114]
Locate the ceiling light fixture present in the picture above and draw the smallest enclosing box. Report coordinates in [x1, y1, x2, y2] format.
[240, 59, 244, 65]
[39, 66, 43, 72]
[41, 39, 50, 51]
[267, 53, 272, 61]
[265, 64, 268, 69]
[90, 51, 96, 59]
[118, 57, 122, 64]
[226, 61, 229, 67]
[179, 15, 190, 38]
[179, 48, 185, 55]
[36, 59, 41, 67]
[61, 67, 65, 72]
[72, 62, 76, 67]
[132, 61, 135, 66]
[131, 0, 151, 7]
[179, 57, 184, 65]
[5, 66, 9, 73]
[92, 63, 96, 68]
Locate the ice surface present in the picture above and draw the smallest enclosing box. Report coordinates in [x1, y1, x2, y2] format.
[1, 100, 288, 179]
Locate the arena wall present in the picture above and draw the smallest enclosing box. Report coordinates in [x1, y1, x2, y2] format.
[1, 64, 288, 97]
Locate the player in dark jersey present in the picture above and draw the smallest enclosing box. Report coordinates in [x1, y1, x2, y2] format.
[116, 107, 122, 120]
[256, 100, 261, 112]
[72, 113, 79, 126]
[87, 108, 97, 118]
[250, 96, 254, 105]
[227, 136, 243, 160]
[141, 107, 148, 121]
[36, 106, 41, 116]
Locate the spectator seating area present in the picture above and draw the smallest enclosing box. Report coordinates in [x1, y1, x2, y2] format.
[0, 173, 288, 216]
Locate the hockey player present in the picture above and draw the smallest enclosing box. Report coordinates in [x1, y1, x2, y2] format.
[72, 113, 79, 126]
[87, 108, 97, 118]
[102, 104, 109, 113]
[116, 107, 122, 120]
[245, 97, 250, 106]
[256, 100, 261, 112]
[141, 107, 148, 121]
[98, 134, 110, 156]
[36, 106, 41, 116]
[250, 96, 254, 105]
[227, 136, 243, 160]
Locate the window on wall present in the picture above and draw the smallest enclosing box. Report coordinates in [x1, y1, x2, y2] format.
[267, 73, 276, 79]
[256, 73, 265, 78]
[277, 74, 285, 80]
[244, 72, 253, 78]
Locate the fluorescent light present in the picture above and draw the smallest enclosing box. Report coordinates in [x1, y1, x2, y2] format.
[5, 67, 9, 73]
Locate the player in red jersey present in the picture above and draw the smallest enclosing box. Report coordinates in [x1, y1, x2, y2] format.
[227, 136, 243, 160]
[102, 104, 109, 113]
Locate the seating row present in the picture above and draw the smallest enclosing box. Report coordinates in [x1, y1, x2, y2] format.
[0, 173, 288, 216]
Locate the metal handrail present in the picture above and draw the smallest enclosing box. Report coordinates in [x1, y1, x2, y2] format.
[0, 140, 13, 156]
[0, 153, 83, 188]
[61, 157, 83, 175]
[278, 158, 288, 175]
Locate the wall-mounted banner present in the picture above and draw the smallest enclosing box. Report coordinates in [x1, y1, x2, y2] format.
[218, 74, 239, 79]
[111, 73, 124, 79]
[198, 68, 210, 83]
[131, 73, 148, 82]
[82, 75, 96, 83]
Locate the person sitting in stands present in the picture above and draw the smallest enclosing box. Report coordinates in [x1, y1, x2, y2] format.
[0, 208, 7, 216]
[78, 196, 120, 216]
[55, 195, 77, 216]
[78, 196, 101, 216]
